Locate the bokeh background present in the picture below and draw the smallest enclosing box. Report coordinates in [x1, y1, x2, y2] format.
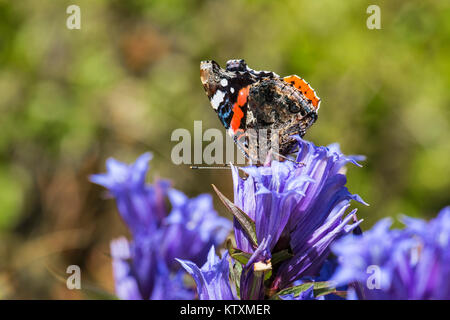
[0, 0, 448, 299]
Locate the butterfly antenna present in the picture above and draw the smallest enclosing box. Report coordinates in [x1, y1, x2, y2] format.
[190, 164, 232, 170]
[272, 151, 305, 166]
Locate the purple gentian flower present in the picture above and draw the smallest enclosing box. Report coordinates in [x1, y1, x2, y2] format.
[110, 237, 193, 300]
[110, 237, 143, 300]
[161, 189, 232, 269]
[240, 237, 272, 300]
[178, 138, 365, 300]
[90, 153, 169, 235]
[283, 258, 347, 300]
[149, 261, 196, 300]
[231, 161, 310, 253]
[92, 153, 232, 299]
[331, 207, 450, 300]
[231, 137, 365, 290]
[177, 246, 236, 300]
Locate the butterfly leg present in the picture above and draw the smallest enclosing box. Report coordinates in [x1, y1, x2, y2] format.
[233, 133, 261, 165]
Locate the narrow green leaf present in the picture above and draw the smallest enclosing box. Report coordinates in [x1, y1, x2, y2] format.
[212, 184, 258, 247]
[229, 259, 243, 299]
[226, 239, 252, 265]
[271, 281, 337, 300]
[271, 249, 293, 266]
[304, 280, 339, 297]
[231, 252, 252, 265]
[264, 269, 272, 281]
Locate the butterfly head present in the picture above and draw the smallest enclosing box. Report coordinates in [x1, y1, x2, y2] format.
[200, 60, 222, 97]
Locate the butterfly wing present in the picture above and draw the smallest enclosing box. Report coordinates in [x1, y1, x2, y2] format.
[283, 75, 321, 110]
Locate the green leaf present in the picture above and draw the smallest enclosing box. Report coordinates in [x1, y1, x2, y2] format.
[229, 259, 243, 299]
[264, 269, 272, 281]
[271, 281, 337, 300]
[212, 184, 258, 248]
[226, 239, 252, 265]
[231, 251, 252, 265]
[313, 281, 339, 297]
[271, 249, 293, 266]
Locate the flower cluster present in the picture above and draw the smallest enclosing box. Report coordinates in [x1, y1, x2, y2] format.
[179, 137, 366, 300]
[331, 207, 450, 300]
[91, 153, 232, 299]
[93, 139, 450, 300]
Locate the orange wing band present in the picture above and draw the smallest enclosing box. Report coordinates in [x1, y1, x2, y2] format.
[230, 86, 249, 133]
[283, 75, 320, 109]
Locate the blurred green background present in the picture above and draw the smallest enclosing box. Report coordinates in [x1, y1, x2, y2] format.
[0, 0, 448, 299]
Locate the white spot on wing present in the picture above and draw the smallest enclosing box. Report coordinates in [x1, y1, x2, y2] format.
[211, 90, 225, 110]
[230, 87, 235, 93]
[246, 66, 279, 78]
[220, 79, 228, 87]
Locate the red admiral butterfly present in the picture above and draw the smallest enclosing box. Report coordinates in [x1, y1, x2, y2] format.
[200, 59, 320, 163]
